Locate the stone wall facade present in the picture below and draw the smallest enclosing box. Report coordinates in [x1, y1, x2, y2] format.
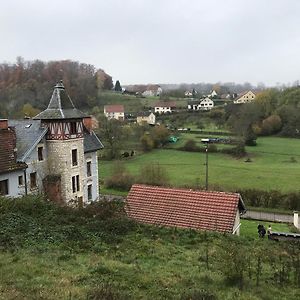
[46, 138, 85, 204]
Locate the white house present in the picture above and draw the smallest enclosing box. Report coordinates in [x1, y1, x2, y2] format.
[136, 112, 156, 125]
[233, 91, 256, 104]
[0, 82, 103, 205]
[104, 105, 125, 120]
[154, 101, 176, 114]
[188, 98, 214, 111]
[207, 90, 218, 98]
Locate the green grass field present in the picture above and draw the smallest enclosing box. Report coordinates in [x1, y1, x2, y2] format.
[0, 197, 299, 300]
[100, 136, 300, 193]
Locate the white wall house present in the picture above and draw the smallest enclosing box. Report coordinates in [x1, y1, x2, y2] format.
[1, 82, 104, 205]
[188, 98, 214, 111]
[136, 112, 156, 125]
[154, 101, 176, 114]
[234, 91, 256, 104]
[104, 105, 125, 120]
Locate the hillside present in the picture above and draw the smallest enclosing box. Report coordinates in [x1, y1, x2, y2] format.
[0, 196, 299, 299]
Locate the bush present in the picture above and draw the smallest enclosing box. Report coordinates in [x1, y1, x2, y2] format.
[136, 163, 169, 186]
[238, 189, 300, 210]
[105, 162, 134, 191]
[221, 143, 246, 158]
[181, 139, 201, 152]
[140, 133, 154, 152]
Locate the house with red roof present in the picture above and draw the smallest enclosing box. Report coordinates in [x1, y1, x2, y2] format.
[104, 105, 125, 120]
[0, 119, 27, 196]
[126, 184, 246, 235]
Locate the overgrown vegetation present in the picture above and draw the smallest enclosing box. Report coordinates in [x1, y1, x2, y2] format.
[0, 196, 299, 299]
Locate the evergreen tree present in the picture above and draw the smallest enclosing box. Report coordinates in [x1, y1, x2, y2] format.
[114, 80, 122, 92]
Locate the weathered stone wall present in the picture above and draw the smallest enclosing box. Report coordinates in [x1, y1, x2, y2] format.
[46, 138, 85, 203]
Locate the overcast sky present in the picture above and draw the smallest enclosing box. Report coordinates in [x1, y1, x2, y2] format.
[1, 0, 300, 86]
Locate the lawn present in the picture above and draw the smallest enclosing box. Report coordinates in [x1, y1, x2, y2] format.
[0, 197, 299, 300]
[100, 136, 300, 193]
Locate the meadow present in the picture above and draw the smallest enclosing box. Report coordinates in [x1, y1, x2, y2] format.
[0, 197, 298, 300]
[100, 136, 300, 194]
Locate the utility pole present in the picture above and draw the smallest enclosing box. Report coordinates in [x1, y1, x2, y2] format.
[201, 139, 209, 190]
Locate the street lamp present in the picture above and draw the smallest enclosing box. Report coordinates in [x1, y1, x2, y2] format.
[201, 139, 210, 190]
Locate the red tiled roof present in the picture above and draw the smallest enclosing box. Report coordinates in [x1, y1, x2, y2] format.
[0, 127, 27, 174]
[154, 101, 176, 108]
[104, 105, 124, 113]
[126, 184, 245, 233]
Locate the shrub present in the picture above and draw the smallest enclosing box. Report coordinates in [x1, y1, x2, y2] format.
[140, 133, 154, 152]
[221, 143, 246, 158]
[181, 139, 201, 152]
[136, 163, 169, 186]
[105, 162, 134, 191]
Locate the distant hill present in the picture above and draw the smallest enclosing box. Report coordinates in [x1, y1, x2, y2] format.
[0, 58, 113, 118]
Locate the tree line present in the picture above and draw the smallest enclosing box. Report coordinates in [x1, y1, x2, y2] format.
[0, 57, 113, 118]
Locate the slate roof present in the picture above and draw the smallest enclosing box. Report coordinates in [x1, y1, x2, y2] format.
[84, 131, 104, 153]
[154, 101, 176, 108]
[8, 120, 47, 161]
[137, 111, 153, 117]
[34, 81, 87, 120]
[126, 184, 246, 233]
[0, 127, 27, 174]
[104, 105, 124, 113]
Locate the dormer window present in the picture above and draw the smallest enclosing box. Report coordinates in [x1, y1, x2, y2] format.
[70, 122, 77, 134]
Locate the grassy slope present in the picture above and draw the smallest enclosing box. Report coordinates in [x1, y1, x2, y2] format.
[0, 197, 298, 300]
[101, 136, 300, 193]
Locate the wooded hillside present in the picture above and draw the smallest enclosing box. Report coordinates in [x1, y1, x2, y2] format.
[0, 57, 113, 118]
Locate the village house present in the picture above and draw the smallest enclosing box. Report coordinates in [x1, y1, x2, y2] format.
[124, 84, 162, 97]
[136, 111, 156, 125]
[154, 101, 176, 114]
[104, 105, 125, 120]
[207, 90, 218, 98]
[233, 90, 256, 104]
[0, 81, 103, 205]
[187, 97, 214, 111]
[126, 184, 246, 235]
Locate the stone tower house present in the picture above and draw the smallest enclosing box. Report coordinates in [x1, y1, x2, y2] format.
[33, 81, 102, 205]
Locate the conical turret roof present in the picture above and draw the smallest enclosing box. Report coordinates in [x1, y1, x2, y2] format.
[34, 81, 87, 120]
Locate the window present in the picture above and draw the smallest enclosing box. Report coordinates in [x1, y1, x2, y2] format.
[0, 179, 9, 195]
[72, 149, 78, 166]
[70, 122, 77, 134]
[30, 172, 37, 189]
[38, 146, 43, 161]
[87, 184, 92, 200]
[18, 175, 24, 186]
[72, 175, 80, 193]
[87, 161, 92, 177]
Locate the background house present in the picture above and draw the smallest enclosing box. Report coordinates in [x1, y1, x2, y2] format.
[126, 184, 246, 235]
[154, 101, 176, 114]
[136, 112, 156, 125]
[233, 91, 256, 104]
[187, 98, 214, 111]
[104, 105, 125, 120]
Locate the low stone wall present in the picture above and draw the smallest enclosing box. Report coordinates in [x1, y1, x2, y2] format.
[242, 210, 293, 223]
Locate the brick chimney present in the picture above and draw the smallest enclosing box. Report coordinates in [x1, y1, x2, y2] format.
[83, 116, 92, 133]
[0, 119, 8, 130]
